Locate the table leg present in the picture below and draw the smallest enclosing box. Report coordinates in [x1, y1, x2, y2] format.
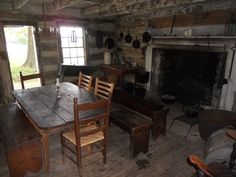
[42, 133, 49, 172]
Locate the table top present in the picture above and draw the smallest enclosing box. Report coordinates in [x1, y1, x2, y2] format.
[12, 82, 101, 130]
[102, 64, 139, 74]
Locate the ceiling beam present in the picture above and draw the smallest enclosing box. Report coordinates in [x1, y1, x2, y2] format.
[13, 0, 31, 9]
[47, 0, 102, 12]
[116, 0, 236, 27]
[47, 0, 77, 12]
[80, 0, 209, 17]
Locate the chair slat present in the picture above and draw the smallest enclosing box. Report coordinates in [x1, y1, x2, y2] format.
[78, 72, 93, 92]
[94, 78, 114, 100]
[20, 71, 43, 89]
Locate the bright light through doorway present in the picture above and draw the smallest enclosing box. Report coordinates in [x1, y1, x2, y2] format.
[4, 26, 40, 90]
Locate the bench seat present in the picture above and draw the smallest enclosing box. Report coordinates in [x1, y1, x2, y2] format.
[110, 108, 152, 158]
[112, 89, 169, 139]
[0, 103, 42, 177]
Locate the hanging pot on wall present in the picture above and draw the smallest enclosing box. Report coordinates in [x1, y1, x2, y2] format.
[125, 30, 132, 43]
[142, 31, 151, 43]
[104, 35, 115, 49]
[132, 37, 140, 49]
[142, 19, 152, 43]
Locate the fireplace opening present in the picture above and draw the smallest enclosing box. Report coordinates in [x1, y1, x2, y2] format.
[154, 49, 226, 107]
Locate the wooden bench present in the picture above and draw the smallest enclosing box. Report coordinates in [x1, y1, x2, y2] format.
[112, 89, 169, 140]
[0, 103, 42, 177]
[110, 108, 153, 158]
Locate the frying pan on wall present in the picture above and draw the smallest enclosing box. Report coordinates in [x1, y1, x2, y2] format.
[105, 36, 115, 49]
[132, 37, 140, 49]
[142, 19, 152, 43]
[125, 30, 132, 43]
[142, 31, 151, 43]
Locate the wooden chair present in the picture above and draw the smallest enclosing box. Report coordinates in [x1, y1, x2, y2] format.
[78, 72, 93, 92]
[60, 97, 111, 177]
[188, 154, 235, 177]
[20, 71, 43, 89]
[94, 78, 115, 100]
[188, 130, 236, 177]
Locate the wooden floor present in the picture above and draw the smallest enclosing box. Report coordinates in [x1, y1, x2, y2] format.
[0, 123, 204, 177]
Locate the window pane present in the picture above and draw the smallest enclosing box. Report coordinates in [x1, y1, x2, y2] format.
[69, 58, 76, 65]
[62, 48, 70, 58]
[60, 27, 70, 37]
[75, 28, 83, 37]
[61, 38, 69, 47]
[68, 39, 78, 47]
[77, 38, 83, 47]
[63, 58, 71, 65]
[60, 26, 85, 66]
[78, 57, 85, 65]
[77, 48, 84, 56]
[70, 48, 77, 58]
[71, 58, 83, 65]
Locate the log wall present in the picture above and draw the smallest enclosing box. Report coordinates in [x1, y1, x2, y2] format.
[87, 22, 116, 66]
[115, 9, 236, 67]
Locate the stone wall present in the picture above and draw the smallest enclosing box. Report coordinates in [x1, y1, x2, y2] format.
[115, 8, 236, 68]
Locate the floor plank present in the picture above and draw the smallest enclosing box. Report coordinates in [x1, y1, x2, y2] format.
[0, 123, 204, 177]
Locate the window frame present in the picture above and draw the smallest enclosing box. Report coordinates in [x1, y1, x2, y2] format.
[58, 23, 87, 66]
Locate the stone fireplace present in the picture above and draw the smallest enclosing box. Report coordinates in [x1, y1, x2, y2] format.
[153, 48, 226, 107]
[145, 36, 236, 111]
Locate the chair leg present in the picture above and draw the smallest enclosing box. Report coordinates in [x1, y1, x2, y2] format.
[103, 139, 107, 165]
[60, 133, 65, 163]
[169, 117, 175, 129]
[185, 125, 193, 138]
[76, 146, 83, 177]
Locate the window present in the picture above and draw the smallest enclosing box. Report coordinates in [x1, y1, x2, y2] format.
[59, 26, 85, 65]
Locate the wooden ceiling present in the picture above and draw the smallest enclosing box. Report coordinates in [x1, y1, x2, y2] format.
[1, 0, 236, 20]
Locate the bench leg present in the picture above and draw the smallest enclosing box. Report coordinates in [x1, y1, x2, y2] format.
[130, 128, 150, 158]
[152, 108, 169, 140]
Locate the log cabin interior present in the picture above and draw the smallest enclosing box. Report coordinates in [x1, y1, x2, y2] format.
[0, 0, 236, 177]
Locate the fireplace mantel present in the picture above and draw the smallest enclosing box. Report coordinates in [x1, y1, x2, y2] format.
[150, 35, 236, 51]
[152, 36, 236, 40]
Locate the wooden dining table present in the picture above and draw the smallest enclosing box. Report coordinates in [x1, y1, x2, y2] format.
[12, 82, 102, 172]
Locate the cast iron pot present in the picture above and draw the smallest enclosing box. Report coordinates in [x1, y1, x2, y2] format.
[132, 37, 140, 49]
[105, 36, 115, 49]
[142, 31, 151, 43]
[125, 31, 132, 43]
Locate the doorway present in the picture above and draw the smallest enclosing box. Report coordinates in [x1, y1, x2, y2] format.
[4, 25, 40, 90]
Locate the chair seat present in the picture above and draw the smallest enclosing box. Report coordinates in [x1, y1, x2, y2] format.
[63, 125, 104, 147]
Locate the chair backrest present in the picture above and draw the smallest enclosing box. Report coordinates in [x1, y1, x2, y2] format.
[73, 97, 111, 147]
[20, 71, 43, 89]
[188, 155, 215, 177]
[78, 72, 93, 92]
[94, 78, 115, 99]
